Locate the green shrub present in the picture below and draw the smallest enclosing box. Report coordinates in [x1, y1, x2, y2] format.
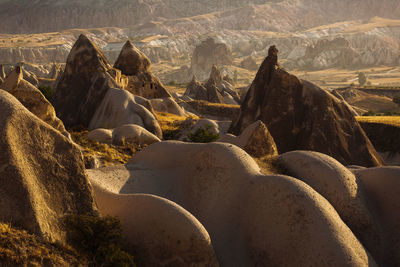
[38, 85, 53, 101]
[186, 125, 220, 143]
[64, 215, 135, 267]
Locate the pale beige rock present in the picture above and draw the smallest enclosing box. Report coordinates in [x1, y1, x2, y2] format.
[87, 128, 113, 144]
[149, 97, 186, 117]
[218, 120, 278, 158]
[1, 66, 68, 135]
[0, 90, 97, 243]
[112, 124, 161, 146]
[88, 141, 375, 266]
[279, 150, 381, 262]
[89, 87, 162, 139]
[90, 181, 219, 266]
[353, 166, 400, 267]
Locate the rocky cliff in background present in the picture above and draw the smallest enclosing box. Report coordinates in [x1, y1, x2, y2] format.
[0, 1, 400, 79]
[0, 0, 399, 34]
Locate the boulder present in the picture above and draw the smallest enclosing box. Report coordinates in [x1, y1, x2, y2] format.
[191, 38, 233, 81]
[1, 66, 68, 135]
[114, 40, 171, 99]
[218, 120, 278, 158]
[89, 87, 162, 139]
[87, 142, 376, 266]
[0, 90, 97, 242]
[149, 97, 186, 117]
[112, 124, 161, 146]
[353, 167, 400, 267]
[87, 128, 113, 144]
[229, 45, 384, 167]
[279, 151, 381, 262]
[52, 34, 122, 128]
[90, 181, 219, 266]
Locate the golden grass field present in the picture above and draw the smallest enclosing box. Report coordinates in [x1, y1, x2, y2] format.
[356, 116, 400, 127]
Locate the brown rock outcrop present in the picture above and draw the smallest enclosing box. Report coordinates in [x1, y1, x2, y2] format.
[218, 120, 278, 158]
[184, 76, 208, 101]
[240, 56, 258, 70]
[0, 90, 97, 242]
[0, 64, 5, 80]
[1, 66, 67, 135]
[52, 34, 123, 128]
[191, 38, 233, 81]
[230, 46, 384, 167]
[114, 40, 171, 99]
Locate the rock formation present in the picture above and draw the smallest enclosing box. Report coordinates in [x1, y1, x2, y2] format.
[52, 34, 124, 128]
[191, 38, 233, 81]
[184, 76, 208, 101]
[1, 66, 68, 135]
[112, 124, 161, 146]
[240, 56, 258, 70]
[149, 97, 186, 117]
[0, 90, 97, 242]
[184, 66, 240, 105]
[279, 151, 381, 262]
[89, 88, 162, 139]
[0, 64, 5, 80]
[229, 45, 384, 167]
[88, 141, 376, 266]
[289, 38, 361, 70]
[359, 121, 400, 165]
[205, 65, 240, 104]
[90, 181, 219, 266]
[114, 40, 171, 99]
[218, 120, 278, 158]
[353, 166, 400, 266]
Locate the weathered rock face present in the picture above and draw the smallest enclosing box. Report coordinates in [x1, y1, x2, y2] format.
[240, 56, 258, 70]
[230, 46, 384, 167]
[114, 40, 171, 99]
[0, 90, 97, 242]
[89, 87, 162, 139]
[353, 166, 400, 266]
[185, 65, 239, 105]
[191, 38, 233, 81]
[1, 66, 67, 135]
[184, 76, 208, 101]
[219, 120, 278, 158]
[279, 151, 382, 262]
[52, 34, 121, 128]
[90, 182, 219, 266]
[114, 40, 150, 76]
[0, 64, 5, 80]
[88, 141, 376, 266]
[205, 65, 240, 104]
[287, 37, 361, 70]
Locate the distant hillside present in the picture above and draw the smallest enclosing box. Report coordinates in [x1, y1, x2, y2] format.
[0, 0, 399, 33]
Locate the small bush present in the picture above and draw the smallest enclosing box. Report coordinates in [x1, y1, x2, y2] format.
[38, 85, 53, 101]
[64, 215, 135, 267]
[187, 125, 220, 143]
